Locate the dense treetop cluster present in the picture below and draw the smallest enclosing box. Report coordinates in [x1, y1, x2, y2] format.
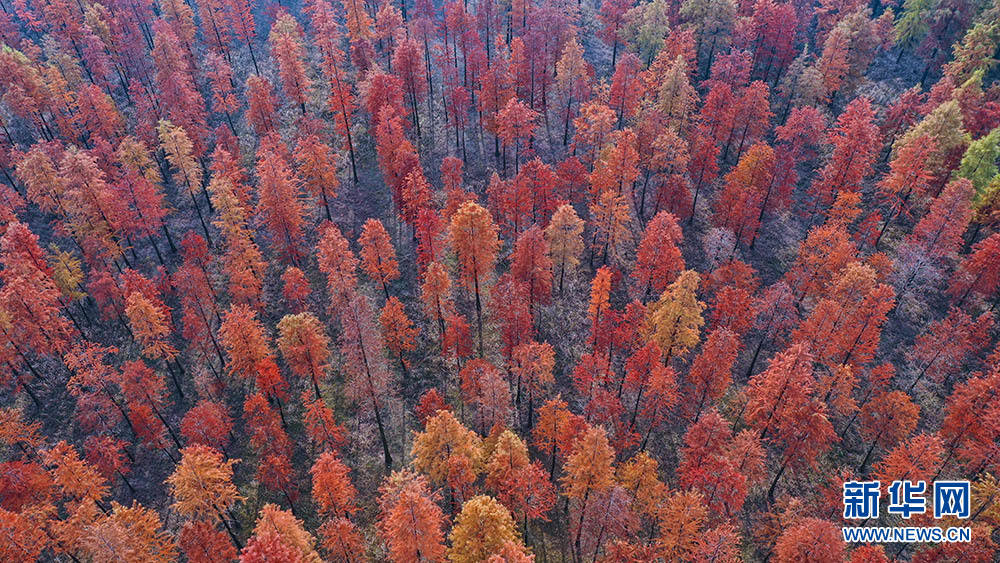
[0, 0, 999, 560]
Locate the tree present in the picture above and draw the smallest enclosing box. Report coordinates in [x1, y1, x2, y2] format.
[205, 176, 263, 303]
[589, 189, 633, 267]
[420, 261, 453, 339]
[42, 439, 110, 507]
[157, 121, 211, 244]
[339, 292, 396, 469]
[744, 344, 837, 499]
[243, 393, 296, 505]
[218, 304, 272, 381]
[858, 390, 920, 471]
[587, 267, 614, 356]
[677, 409, 750, 516]
[956, 127, 1000, 194]
[791, 262, 896, 370]
[294, 135, 339, 220]
[358, 219, 399, 298]
[393, 36, 428, 137]
[305, 0, 359, 181]
[810, 97, 880, 207]
[556, 36, 592, 145]
[63, 343, 128, 432]
[380, 296, 419, 373]
[874, 433, 944, 487]
[773, 518, 844, 563]
[545, 204, 585, 296]
[79, 501, 177, 562]
[241, 504, 321, 562]
[403, 171, 433, 227]
[949, 233, 1000, 304]
[590, 129, 640, 198]
[874, 134, 936, 246]
[510, 340, 555, 429]
[496, 98, 538, 174]
[598, 0, 633, 67]
[943, 15, 1000, 82]
[203, 53, 239, 133]
[572, 484, 638, 561]
[510, 226, 553, 314]
[415, 389, 451, 426]
[656, 56, 699, 133]
[459, 358, 511, 434]
[300, 392, 346, 454]
[573, 102, 618, 168]
[166, 445, 242, 544]
[246, 76, 278, 135]
[377, 470, 447, 562]
[894, 100, 970, 185]
[317, 516, 364, 562]
[255, 143, 307, 263]
[180, 400, 233, 452]
[276, 312, 330, 398]
[686, 328, 740, 419]
[633, 211, 684, 297]
[412, 410, 482, 508]
[269, 12, 312, 114]
[0, 221, 75, 382]
[562, 425, 615, 561]
[450, 202, 500, 356]
[281, 267, 312, 312]
[317, 222, 359, 311]
[905, 307, 992, 390]
[940, 368, 1000, 475]
[655, 490, 706, 560]
[646, 270, 705, 361]
[904, 178, 974, 259]
[783, 208, 858, 302]
[713, 143, 776, 247]
[705, 260, 760, 336]
[125, 290, 177, 363]
[449, 495, 523, 563]
[484, 430, 556, 522]
[179, 521, 238, 563]
[310, 451, 357, 518]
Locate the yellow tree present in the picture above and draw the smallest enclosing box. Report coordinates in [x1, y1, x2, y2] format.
[656, 56, 697, 132]
[412, 410, 483, 509]
[158, 120, 211, 244]
[276, 312, 331, 399]
[588, 189, 632, 267]
[125, 291, 178, 363]
[448, 495, 524, 563]
[208, 176, 265, 304]
[165, 445, 243, 546]
[617, 451, 667, 519]
[545, 203, 585, 296]
[646, 270, 704, 361]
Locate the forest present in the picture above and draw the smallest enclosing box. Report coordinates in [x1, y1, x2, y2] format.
[0, 0, 999, 559]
